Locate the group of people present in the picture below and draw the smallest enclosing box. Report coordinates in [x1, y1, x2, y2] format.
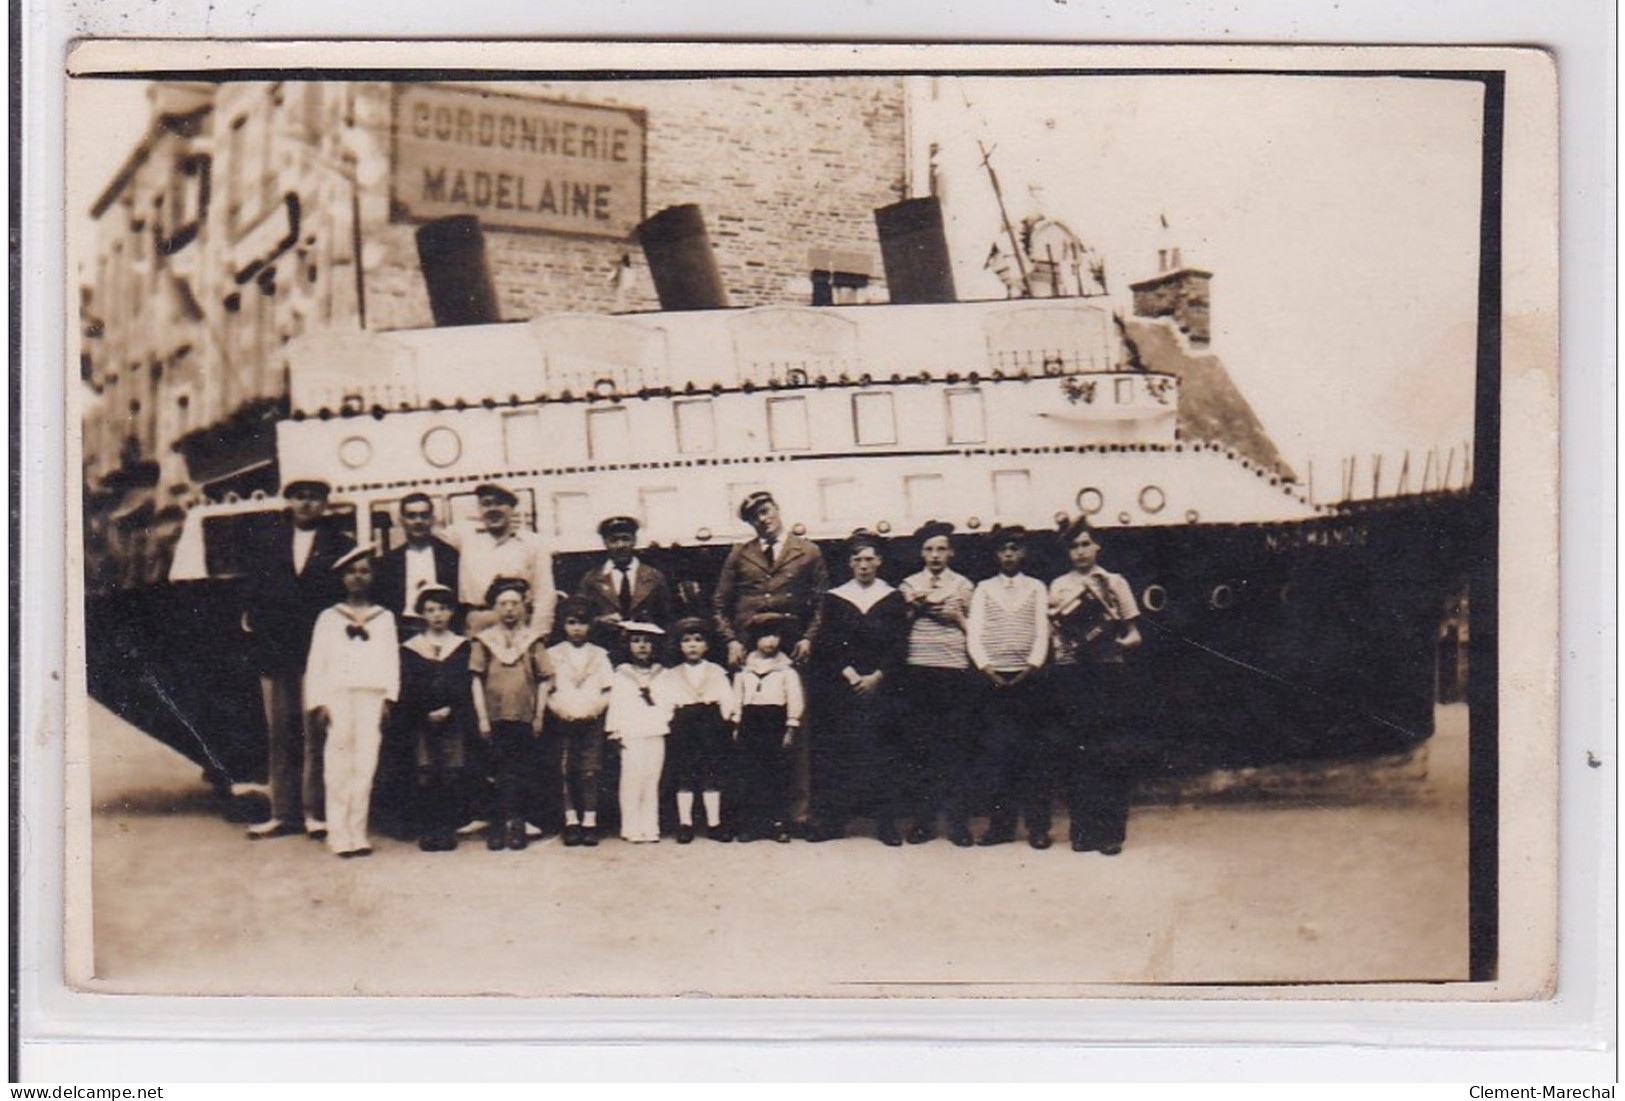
[238, 480, 1146, 859]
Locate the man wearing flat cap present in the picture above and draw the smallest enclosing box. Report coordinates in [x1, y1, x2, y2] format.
[576, 515, 674, 653]
[713, 490, 828, 833]
[241, 476, 356, 840]
[451, 483, 556, 636]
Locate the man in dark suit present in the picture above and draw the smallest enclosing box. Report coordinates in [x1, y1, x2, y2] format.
[712, 491, 829, 834]
[576, 515, 674, 651]
[375, 492, 462, 637]
[241, 477, 355, 840]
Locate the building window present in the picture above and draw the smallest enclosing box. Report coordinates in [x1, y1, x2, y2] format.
[1115, 377, 1136, 404]
[992, 469, 1031, 517]
[226, 115, 249, 235]
[852, 391, 897, 447]
[946, 388, 986, 444]
[586, 406, 632, 461]
[674, 398, 716, 454]
[767, 396, 811, 451]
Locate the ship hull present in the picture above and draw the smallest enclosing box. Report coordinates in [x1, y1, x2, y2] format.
[83, 493, 1473, 788]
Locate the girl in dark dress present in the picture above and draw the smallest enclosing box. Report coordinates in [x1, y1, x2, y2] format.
[393, 585, 476, 851]
[807, 534, 912, 845]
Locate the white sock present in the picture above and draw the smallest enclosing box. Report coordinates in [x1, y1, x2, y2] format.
[702, 790, 722, 827]
[565, 810, 580, 826]
[583, 812, 597, 828]
[676, 790, 695, 826]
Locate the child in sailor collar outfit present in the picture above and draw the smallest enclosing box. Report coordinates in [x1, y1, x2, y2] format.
[605, 623, 675, 843]
[304, 547, 400, 858]
[469, 577, 555, 852]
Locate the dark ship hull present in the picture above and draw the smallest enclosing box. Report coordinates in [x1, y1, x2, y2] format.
[85, 489, 1473, 793]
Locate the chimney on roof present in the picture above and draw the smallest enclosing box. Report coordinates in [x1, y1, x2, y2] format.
[1129, 264, 1211, 346]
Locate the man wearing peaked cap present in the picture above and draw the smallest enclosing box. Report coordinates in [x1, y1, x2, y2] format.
[713, 489, 828, 837]
[576, 514, 673, 652]
[241, 470, 355, 841]
[442, 482, 556, 636]
[713, 491, 827, 667]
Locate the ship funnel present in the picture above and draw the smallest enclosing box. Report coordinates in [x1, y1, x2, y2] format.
[635, 204, 730, 311]
[415, 215, 502, 327]
[874, 197, 957, 305]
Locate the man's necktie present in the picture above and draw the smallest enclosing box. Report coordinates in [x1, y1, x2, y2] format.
[617, 569, 632, 617]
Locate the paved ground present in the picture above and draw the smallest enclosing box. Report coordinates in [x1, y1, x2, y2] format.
[80, 701, 1469, 996]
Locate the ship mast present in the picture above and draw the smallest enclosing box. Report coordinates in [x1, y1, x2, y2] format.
[977, 139, 1032, 298]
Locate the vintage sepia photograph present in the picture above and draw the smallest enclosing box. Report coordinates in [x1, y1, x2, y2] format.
[62, 45, 1551, 999]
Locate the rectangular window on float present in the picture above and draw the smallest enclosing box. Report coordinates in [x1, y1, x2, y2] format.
[586, 406, 632, 461]
[674, 398, 716, 454]
[946, 388, 986, 445]
[905, 473, 950, 519]
[767, 396, 811, 451]
[1115, 377, 1136, 405]
[501, 409, 544, 467]
[852, 391, 897, 447]
[992, 469, 1032, 518]
[551, 491, 593, 541]
[640, 486, 682, 541]
[819, 477, 863, 522]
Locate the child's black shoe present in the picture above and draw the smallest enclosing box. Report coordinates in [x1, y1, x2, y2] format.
[580, 828, 599, 847]
[676, 825, 695, 844]
[563, 824, 583, 847]
[486, 826, 507, 851]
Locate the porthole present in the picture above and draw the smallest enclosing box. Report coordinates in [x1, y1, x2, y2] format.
[1142, 584, 1168, 613]
[1184, 509, 1200, 524]
[1117, 511, 1132, 525]
[695, 527, 713, 542]
[421, 426, 462, 468]
[1139, 484, 1167, 513]
[1076, 487, 1104, 515]
[1209, 583, 1235, 611]
[338, 435, 373, 470]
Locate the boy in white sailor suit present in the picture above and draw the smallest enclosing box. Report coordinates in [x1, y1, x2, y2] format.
[604, 623, 675, 843]
[303, 546, 400, 858]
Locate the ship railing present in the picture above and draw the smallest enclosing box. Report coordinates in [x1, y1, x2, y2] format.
[988, 347, 1117, 376]
[1306, 442, 1475, 507]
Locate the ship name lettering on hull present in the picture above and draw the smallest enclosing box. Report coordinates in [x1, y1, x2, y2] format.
[1263, 523, 1369, 553]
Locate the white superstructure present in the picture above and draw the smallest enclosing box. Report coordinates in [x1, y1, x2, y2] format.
[171, 297, 1318, 579]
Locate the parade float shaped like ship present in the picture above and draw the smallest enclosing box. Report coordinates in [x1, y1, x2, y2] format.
[85, 199, 1476, 797]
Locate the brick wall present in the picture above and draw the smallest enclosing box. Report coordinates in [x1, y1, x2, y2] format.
[349, 78, 909, 329]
